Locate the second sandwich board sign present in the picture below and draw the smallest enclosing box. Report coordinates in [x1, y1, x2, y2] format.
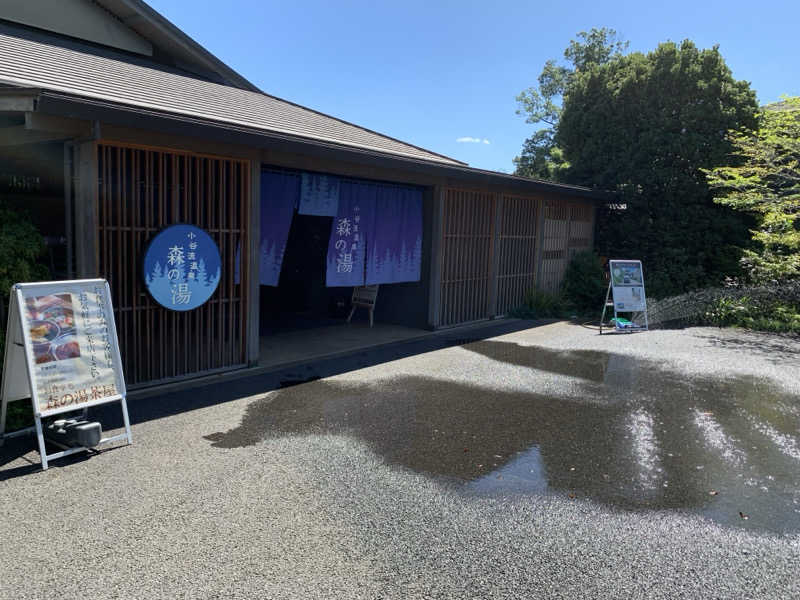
[0, 279, 132, 469]
[600, 260, 649, 333]
[610, 260, 647, 312]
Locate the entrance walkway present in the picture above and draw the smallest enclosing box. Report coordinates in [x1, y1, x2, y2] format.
[259, 322, 431, 369]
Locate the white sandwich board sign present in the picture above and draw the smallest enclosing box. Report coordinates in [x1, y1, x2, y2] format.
[600, 260, 649, 333]
[0, 279, 132, 469]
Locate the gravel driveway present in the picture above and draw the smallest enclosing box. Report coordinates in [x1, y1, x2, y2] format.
[1, 321, 798, 599]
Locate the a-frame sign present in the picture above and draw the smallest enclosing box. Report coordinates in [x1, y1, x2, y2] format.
[600, 260, 649, 334]
[0, 280, 132, 469]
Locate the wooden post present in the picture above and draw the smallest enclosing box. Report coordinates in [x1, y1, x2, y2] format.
[427, 185, 444, 328]
[246, 161, 261, 365]
[534, 197, 546, 290]
[488, 192, 503, 317]
[74, 140, 99, 278]
[63, 142, 74, 279]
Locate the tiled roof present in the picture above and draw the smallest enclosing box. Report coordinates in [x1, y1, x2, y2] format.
[0, 24, 464, 165]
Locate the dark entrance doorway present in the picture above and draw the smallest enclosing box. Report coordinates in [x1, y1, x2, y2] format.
[259, 213, 351, 335]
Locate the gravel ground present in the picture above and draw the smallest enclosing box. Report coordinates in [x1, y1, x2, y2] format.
[1, 322, 799, 599]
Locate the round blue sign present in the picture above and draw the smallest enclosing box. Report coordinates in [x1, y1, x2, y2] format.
[143, 224, 221, 311]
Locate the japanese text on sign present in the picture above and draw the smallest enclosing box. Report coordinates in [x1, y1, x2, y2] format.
[143, 224, 221, 312]
[336, 205, 361, 274]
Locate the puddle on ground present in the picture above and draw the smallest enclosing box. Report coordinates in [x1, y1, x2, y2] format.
[205, 341, 800, 534]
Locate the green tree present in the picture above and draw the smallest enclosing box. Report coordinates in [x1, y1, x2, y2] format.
[514, 28, 628, 179]
[706, 97, 800, 282]
[0, 201, 48, 297]
[0, 200, 48, 358]
[556, 40, 759, 296]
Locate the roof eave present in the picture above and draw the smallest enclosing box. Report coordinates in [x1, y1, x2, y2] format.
[35, 90, 606, 201]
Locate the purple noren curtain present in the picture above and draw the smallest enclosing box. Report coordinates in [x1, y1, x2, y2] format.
[325, 182, 375, 287]
[260, 171, 299, 286]
[366, 186, 423, 285]
[299, 173, 340, 216]
[325, 181, 423, 287]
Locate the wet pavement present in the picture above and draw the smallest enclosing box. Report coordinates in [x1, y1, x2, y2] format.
[2, 321, 799, 599]
[207, 338, 800, 534]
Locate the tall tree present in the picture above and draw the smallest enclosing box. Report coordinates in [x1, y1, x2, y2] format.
[706, 97, 800, 282]
[556, 40, 759, 296]
[514, 28, 628, 179]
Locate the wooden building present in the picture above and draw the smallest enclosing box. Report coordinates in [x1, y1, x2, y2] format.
[0, 0, 600, 390]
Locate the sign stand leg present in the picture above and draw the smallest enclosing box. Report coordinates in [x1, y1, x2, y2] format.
[0, 397, 7, 447]
[120, 396, 133, 445]
[600, 281, 613, 335]
[34, 415, 48, 471]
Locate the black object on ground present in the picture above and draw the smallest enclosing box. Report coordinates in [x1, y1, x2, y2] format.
[44, 418, 102, 448]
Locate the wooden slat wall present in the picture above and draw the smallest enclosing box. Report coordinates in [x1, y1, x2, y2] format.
[437, 188, 594, 326]
[495, 194, 540, 315]
[97, 143, 250, 387]
[438, 188, 495, 327]
[539, 199, 594, 293]
[567, 203, 593, 259]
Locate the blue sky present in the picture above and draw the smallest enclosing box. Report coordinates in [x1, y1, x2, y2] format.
[147, 0, 799, 173]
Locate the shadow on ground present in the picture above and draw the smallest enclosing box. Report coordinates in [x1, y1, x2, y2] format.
[0, 319, 542, 474]
[206, 340, 800, 534]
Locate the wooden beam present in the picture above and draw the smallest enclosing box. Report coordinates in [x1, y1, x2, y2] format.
[0, 95, 36, 113]
[25, 112, 92, 136]
[0, 126, 70, 146]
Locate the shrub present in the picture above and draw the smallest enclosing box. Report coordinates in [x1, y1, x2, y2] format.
[702, 296, 751, 327]
[561, 250, 606, 315]
[4, 400, 34, 431]
[702, 295, 800, 333]
[0, 200, 48, 431]
[648, 281, 800, 334]
[0, 200, 48, 307]
[510, 289, 565, 319]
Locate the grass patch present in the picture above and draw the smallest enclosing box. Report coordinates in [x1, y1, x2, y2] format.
[509, 289, 570, 319]
[3, 399, 34, 432]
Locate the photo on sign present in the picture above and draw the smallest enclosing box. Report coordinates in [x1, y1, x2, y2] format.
[24, 294, 81, 364]
[611, 262, 643, 286]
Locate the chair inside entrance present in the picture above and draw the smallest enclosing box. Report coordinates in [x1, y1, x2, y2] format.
[347, 285, 379, 327]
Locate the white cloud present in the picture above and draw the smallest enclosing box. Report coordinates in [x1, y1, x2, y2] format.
[456, 136, 491, 145]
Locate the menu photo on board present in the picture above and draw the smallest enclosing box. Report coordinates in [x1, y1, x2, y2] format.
[609, 260, 647, 312]
[20, 282, 123, 414]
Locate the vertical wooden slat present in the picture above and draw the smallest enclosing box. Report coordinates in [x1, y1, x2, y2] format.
[194, 156, 201, 373]
[216, 159, 224, 371]
[227, 161, 235, 367]
[182, 154, 189, 376]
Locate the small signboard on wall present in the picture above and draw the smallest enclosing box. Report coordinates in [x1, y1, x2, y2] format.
[0, 279, 132, 469]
